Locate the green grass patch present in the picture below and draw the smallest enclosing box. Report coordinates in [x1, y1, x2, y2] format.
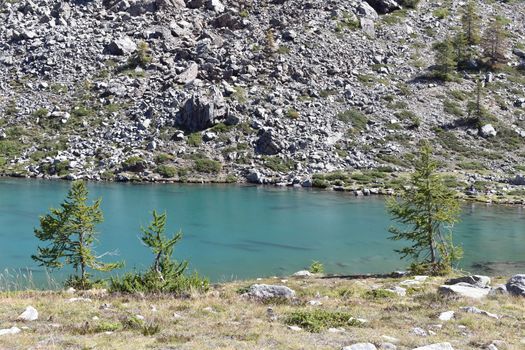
[285, 309, 361, 332]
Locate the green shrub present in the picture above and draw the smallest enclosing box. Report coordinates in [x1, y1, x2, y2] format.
[337, 109, 368, 132]
[187, 133, 202, 147]
[122, 156, 146, 172]
[264, 156, 295, 172]
[285, 310, 361, 332]
[287, 108, 299, 119]
[312, 178, 329, 188]
[443, 99, 464, 117]
[154, 153, 174, 164]
[111, 270, 209, 295]
[194, 158, 222, 174]
[309, 261, 324, 274]
[32, 108, 49, 118]
[156, 165, 177, 178]
[363, 289, 397, 299]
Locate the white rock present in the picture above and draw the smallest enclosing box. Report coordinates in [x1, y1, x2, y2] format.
[412, 343, 454, 350]
[287, 325, 302, 331]
[328, 327, 345, 333]
[387, 286, 406, 296]
[412, 327, 428, 337]
[17, 306, 38, 321]
[0, 327, 21, 336]
[480, 124, 497, 138]
[342, 343, 377, 350]
[380, 343, 397, 350]
[438, 311, 455, 321]
[292, 270, 311, 277]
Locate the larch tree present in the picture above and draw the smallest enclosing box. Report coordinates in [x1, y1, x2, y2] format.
[32, 181, 122, 289]
[482, 15, 509, 69]
[387, 143, 463, 276]
[461, 0, 481, 46]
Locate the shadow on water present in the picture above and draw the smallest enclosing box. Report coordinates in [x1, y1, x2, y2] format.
[471, 261, 525, 275]
[242, 239, 313, 251]
[200, 239, 262, 252]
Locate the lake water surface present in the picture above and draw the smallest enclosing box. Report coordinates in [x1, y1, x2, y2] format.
[1, 178, 524, 283]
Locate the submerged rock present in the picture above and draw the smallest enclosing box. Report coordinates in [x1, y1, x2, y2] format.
[245, 284, 295, 300]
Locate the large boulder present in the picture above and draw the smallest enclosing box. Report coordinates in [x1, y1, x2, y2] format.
[176, 88, 227, 132]
[479, 124, 497, 138]
[506, 274, 525, 296]
[365, 0, 401, 14]
[245, 284, 295, 300]
[357, 2, 379, 20]
[438, 283, 490, 299]
[103, 37, 137, 55]
[510, 175, 525, 186]
[445, 275, 491, 288]
[255, 129, 282, 155]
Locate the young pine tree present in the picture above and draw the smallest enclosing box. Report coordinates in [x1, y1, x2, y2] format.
[461, 0, 481, 46]
[141, 210, 188, 281]
[433, 36, 457, 80]
[482, 16, 509, 69]
[387, 143, 463, 276]
[32, 181, 122, 289]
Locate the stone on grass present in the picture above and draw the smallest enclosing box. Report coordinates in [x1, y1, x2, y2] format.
[438, 311, 455, 321]
[506, 274, 525, 296]
[412, 343, 454, 350]
[245, 284, 295, 300]
[17, 306, 38, 321]
[342, 343, 377, 350]
[445, 275, 491, 288]
[460, 306, 498, 319]
[438, 283, 490, 299]
[287, 325, 301, 331]
[412, 327, 428, 337]
[0, 327, 21, 336]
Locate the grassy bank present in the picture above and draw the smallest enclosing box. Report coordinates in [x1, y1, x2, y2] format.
[1, 275, 523, 349]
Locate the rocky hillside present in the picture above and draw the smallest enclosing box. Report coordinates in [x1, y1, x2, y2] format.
[1, 0, 525, 187]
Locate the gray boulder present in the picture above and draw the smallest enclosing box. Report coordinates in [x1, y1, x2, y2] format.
[357, 2, 379, 20]
[365, 0, 401, 14]
[103, 37, 137, 55]
[176, 88, 227, 132]
[445, 275, 491, 288]
[480, 124, 497, 138]
[438, 283, 490, 299]
[245, 284, 295, 299]
[510, 175, 525, 186]
[255, 129, 282, 155]
[176, 62, 199, 84]
[506, 274, 525, 296]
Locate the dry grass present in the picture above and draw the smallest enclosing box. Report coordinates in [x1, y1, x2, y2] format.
[0, 276, 524, 349]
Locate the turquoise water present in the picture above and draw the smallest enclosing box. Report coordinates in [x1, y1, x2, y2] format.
[0, 178, 524, 283]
